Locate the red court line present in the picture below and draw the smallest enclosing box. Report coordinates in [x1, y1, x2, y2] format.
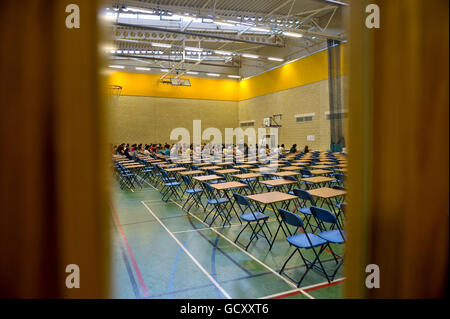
[303, 278, 346, 292]
[111, 202, 150, 297]
[271, 278, 346, 299]
[271, 290, 303, 299]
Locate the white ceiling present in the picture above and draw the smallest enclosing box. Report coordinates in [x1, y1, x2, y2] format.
[105, 0, 348, 80]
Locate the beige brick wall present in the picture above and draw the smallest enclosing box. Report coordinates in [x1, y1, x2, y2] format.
[238, 79, 332, 151]
[108, 95, 238, 145]
[109, 78, 347, 151]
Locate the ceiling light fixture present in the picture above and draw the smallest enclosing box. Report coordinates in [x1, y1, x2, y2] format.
[109, 65, 125, 69]
[207, 73, 220, 77]
[242, 53, 259, 59]
[268, 57, 284, 62]
[283, 31, 303, 38]
[136, 67, 151, 71]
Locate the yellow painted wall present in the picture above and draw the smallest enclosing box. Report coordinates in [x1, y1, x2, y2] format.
[107, 45, 348, 148]
[238, 49, 329, 101]
[107, 71, 239, 101]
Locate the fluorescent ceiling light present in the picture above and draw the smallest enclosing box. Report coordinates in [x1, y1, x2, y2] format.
[242, 53, 259, 59]
[135, 67, 151, 71]
[109, 65, 125, 69]
[228, 75, 241, 79]
[268, 57, 284, 62]
[152, 42, 171, 48]
[207, 73, 220, 77]
[185, 47, 203, 52]
[251, 27, 270, 32]
[160, 69, 169, 72]
[126, 6, 155, 14]
[283, 31, 303, 38]
[215, 50, 232, 56]
[186, 71, 199, 75]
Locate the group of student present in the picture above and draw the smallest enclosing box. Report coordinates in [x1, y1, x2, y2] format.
[113, 142, 310, 160]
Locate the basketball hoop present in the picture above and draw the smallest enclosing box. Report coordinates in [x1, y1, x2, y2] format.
[107, 85, 122, 106]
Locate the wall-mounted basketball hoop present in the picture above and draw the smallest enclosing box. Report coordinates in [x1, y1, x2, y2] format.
[107, 85, 122, 106]
[263, 114, 282, 127]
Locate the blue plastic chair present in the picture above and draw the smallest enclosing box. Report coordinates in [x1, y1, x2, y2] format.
[202, 182, 231, 226]
[278, 209, 330, 287]
[310, 206, 346, 281]
[181, 175, 204, 212]
[232, 193, 272, 250]
[160, 170, 182, 202]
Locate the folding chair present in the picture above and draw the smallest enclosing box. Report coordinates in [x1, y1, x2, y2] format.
[310, 206, 346, 281]
[292, 188, 320, 232]
[181, 175, 204, 212]
[202, 182, 231, 226]
[232, 193, 272, 250]
[278, 208, 331, 287]
[160, 170, 182, 202]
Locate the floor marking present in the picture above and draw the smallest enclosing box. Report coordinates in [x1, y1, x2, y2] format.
[303, 277, 346, 292]
[169, 199, 299, 290]
[110, 216, 141, 299]
[141, 201, 232, 299]
[121, 173, 343, 298]
[299, 289, 315, 299]
[110, 202, 150, 297]
[259, 288, 302, 299]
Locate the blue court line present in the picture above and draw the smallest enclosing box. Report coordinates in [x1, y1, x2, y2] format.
[211, 234, 223, 298]
[144, 258, 336, 299]
[186, 214, 253, 276]
[111, 216, 141, 299]
[168, 232, 196, 299]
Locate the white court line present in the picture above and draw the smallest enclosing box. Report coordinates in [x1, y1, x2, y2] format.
[300, 277, 346, 290]
[299, 289, 315, 299]
[259, 287, 302, 299]
[169, 199, 299, 291]
[141, 201, 232, 299]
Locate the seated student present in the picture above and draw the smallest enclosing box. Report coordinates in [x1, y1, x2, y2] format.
[124, 146, 132, 160]
[304, 145, 310, 153]
[164, 144, 171, 156]
[289, 144, 297, 153]
[143, 145, 151, 156]
[280, 144, 285, 153]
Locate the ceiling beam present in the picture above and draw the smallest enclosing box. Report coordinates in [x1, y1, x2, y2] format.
[115, 22, 283, 47]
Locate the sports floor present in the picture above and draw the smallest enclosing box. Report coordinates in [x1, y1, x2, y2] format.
[110, 176, 345, 299]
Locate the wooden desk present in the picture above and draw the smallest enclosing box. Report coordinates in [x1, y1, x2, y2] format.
[165, 167, 187, 172]
[336, 168, 347, 173]
[193, 175, 224, 182]
[216, 162, 234, 166]
[192, 163, 212, 167]
[309, 165, 331, 169]
[310, 169, 333, 175]
[179, 170, 205, 176]
[202, 166, 222, 170]
[246, 191, 298, 250]
[260, 179, 296, 187]
[247, 191, 297, 205]
[307, 187, 346, 215]
[233, 173, 263, 179]
[210, 181, 247, 191]
[302, 176, 335, 184]
[215, 169, 240, 175]
[234, 164, 253, 169]
[280, 166, 301, 171]
[271, 171, 301, 177]
[308, 187, 346, 199]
